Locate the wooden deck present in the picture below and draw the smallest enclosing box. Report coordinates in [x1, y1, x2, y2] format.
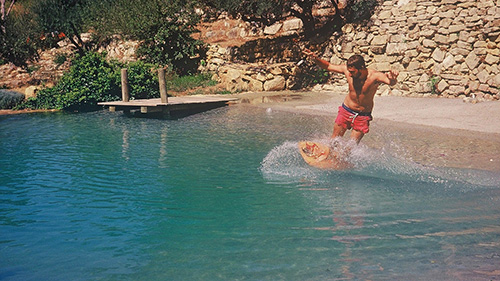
[98, 96, 239, 117]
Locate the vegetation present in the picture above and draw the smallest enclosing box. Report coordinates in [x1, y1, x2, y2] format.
[2, 0, 380, 111]
[0, 0, 41, 68]
[0, 89, 24, 109]
[20, 52, 120, 110]
[429, 76, 441, 95]
[167, 73, 217, 92]
[19, 52, 162, 111]
[86, 0, 205, 75]
[18, 51, 217, 110]
[201, 0, 380, 38]
[31, 0, 90, 54]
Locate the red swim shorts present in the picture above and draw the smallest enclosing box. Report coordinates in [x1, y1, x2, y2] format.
[334, 104, 373, 134]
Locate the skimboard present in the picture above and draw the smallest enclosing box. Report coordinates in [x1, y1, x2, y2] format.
[298, 141, 352, 170]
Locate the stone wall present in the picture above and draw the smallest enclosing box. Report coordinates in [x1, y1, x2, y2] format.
[204, 0, 500, 101]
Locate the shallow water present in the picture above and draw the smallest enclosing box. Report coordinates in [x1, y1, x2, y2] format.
[1, 106, 500, 280]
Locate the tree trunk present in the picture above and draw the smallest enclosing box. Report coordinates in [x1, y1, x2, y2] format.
[1, 0, 16, 34]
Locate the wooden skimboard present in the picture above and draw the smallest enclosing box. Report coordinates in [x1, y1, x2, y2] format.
[298, 141, 352, 170]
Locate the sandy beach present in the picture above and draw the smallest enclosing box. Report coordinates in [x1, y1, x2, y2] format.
[236, 91, 500, 172]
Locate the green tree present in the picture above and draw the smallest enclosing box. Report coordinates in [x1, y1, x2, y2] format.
[200, 0, 379, 38]
[89, 0, 204, 75]
[31, 0, 90, 55]
[0, 0, 41, 67]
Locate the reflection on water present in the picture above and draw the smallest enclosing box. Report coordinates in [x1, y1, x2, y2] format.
[1, 106, 500, 281]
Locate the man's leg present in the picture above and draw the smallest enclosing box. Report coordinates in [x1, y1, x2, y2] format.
[332, 123, 347, 138]
[350, 130, 365, 144]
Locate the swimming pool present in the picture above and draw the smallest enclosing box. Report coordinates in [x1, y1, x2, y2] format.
[1, 106, 499, 280]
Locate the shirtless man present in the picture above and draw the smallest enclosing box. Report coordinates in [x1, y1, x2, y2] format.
[303, 49, 399, 144]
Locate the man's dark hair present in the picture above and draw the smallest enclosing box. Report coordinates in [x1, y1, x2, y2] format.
[347, 55, 366, 69]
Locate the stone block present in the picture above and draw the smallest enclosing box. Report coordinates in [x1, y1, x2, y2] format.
[485, 54, 499, 65]
[449, 24, 466, 33]
[436, 79, 449, 93]
[264, 23, 282, 35]
[432, 48, 446, 62]
[465, 52, 480, 69]
[477, 70, 490, 83]
[422, 39, 437, 48]
[282, 18, 303, 32]
[407, 61, 421, 71]
[493, 73, 500, 87]
[25, 86, 42, 99]
[434, 34, 449, 44]
[371, 35, 388, 45]
[386, 43, 408, 55]
[263, 76, 286, 91]
[449, 85, 466, 95]
[442, 54, 456, 69]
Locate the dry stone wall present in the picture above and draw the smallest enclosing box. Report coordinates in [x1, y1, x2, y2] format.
[204, 0, 500, 101]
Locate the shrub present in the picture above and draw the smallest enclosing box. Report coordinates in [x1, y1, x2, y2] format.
[19, 52, 121, 110]
[54, 53, 68, 65]
[116, 61, 161, 100]
[167, 73, 217, 92]
[0, 90, 25, 109]
[345, 0, 380, 23]
[19, 52, 166, 111]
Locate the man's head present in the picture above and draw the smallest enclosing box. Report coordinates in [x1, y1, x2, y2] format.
[347, 55, 366, 78]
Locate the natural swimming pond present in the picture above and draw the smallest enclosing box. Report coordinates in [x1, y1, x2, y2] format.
[1, 105, 500, 280]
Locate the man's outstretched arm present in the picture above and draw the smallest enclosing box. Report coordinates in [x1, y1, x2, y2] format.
[376, 70, 399, 86]
[302, 49, 345, 74]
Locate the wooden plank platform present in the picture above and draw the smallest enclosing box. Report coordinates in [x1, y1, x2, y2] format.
[98, 95, 239, 117]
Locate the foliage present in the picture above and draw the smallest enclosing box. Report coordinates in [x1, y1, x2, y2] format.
[115, 60, 161, 100]
[291, 62, 331, 89]
[31, 0, 90, 54]
[53, 53, 68, 65]
[136, 21, 205, 75]
[0, 89, 24, 109]
[0, 2, 41, 68]
[344, 0, 380, 23]
[167, 72, 217, 92]
[20, 52, 121, 110]
[200, 0, 380, 38]
[429, 76, 440, 95]
[18, 52, 167, 110]
[89, 0, 205, 75]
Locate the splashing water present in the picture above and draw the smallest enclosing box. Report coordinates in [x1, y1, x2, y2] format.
[260, 138, 500, 189]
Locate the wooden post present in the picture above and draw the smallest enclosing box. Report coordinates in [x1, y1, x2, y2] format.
[158, 68, 168, 103]
[121, 68, 130, 102]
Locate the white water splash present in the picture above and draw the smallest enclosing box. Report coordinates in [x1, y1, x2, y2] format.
[260, 139, 500, 188]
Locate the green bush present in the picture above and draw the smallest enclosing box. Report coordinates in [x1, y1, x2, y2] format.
[168, 73, 217, 92]
[0, 90, 25, 109]
[345, 0, 380, 23]
[20, 52, 121, 110]
[117, 61, 161, 100]
[19, 52, 166, 111]
[54, 53, 68, 65]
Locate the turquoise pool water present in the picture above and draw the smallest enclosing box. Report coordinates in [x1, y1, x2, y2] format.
[1, 106, 500, 280]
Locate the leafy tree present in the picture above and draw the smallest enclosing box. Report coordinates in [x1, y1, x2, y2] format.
[89, 0, 205, 75]
[0, 0, 15, 35]
[31, 0, 90, 54]
[200, 0, 379, 38]
[0, 0, 40, 67]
